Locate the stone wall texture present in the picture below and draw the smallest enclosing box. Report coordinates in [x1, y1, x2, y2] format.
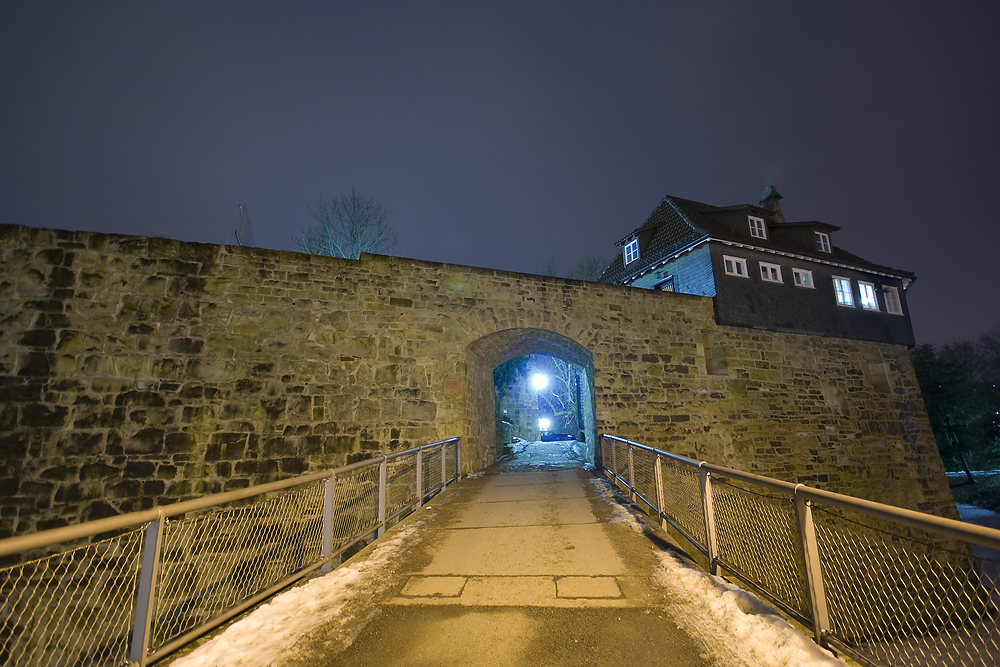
[0, 224, 956, 538]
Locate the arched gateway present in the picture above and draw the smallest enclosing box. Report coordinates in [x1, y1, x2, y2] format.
[466, 328, 596, 468]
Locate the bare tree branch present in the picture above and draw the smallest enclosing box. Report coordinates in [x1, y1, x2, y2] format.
[293, 188, 397, 259]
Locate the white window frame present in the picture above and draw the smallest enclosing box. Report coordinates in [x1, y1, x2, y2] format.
[723, 255, 749, 278]
[759, 261, 782, 283]
[792, 268, 814, 288]
[653, 275, 674, 292]
[748, 215, 767, 239]
[815, 231, 831, 253]
[623, 238, 639, 265]
[859, 281, 879, 311]
[884, 285, 903, 315]
[833, 276, 854, 306]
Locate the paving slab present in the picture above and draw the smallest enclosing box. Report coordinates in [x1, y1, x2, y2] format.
[417, 523, 626, 577]
[449, 497, 596, 528]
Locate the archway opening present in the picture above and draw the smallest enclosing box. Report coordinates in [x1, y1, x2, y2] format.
[465, 328, 596, 472]
[494, 354, 590, 462]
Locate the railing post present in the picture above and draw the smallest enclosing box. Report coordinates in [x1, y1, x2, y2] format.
[699, 465, 720, 575]
[609, 436, 617, 478]
[627, 442, 636, 502]
[377, 457, 387, 539]
[129, 509, 165, 666]
[654, 454, 666, 526]
[456, 438, 462, 481]
[415, 448, 424, 509]
[794, 491, 832, 642]
[321, 474, 334, 573]
[441, 443, 447, 490]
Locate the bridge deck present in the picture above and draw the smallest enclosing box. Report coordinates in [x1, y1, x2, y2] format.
[171, 443, 844, 667]
[268, 441, 709, 666]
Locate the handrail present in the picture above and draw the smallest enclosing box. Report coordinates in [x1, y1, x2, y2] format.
[603, 433, 1000, 551]
[0, 437, 463, 559]
[0, 469, 335, 558]
[796, 483, 1000, 551]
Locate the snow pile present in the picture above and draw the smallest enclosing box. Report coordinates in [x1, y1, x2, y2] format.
[590, 478, 845, 667]
[170, 522, 422, 667]
[654, 552, 845, 667]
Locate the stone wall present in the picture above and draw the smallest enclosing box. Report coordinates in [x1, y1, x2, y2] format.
[0, 225, 955, 538]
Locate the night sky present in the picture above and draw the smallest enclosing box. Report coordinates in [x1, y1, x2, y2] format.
[2, 2, 997, 347]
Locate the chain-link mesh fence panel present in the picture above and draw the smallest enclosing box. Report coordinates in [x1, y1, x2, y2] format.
[613, 439, 629, 481]
[332, 465, 381, 551]
[712, 476, 812, 617]
[631, 447, 658, 510]
[601, 437, 613, 474]
[386, 454, 418, 519]
[446, 441, 458, 484]
[150, 480, 325, 650]
[815, 505, 1000, 667]
[423, 447, 443, 499]
[657, 455, 706, 547]
[0, 528, 144, 667]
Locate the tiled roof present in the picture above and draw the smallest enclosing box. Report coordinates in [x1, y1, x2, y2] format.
[599, 197, 708, 284]
[600, 194, 915, 284]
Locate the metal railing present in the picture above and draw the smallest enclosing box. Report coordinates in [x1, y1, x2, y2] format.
[602, 434, 1000, 667]
[0, 437, 461, 667]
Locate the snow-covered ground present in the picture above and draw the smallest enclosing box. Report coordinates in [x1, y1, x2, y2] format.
[590, 479, 847, 667]
[946, 470, 1000, 478]
[957, 503, 1000, 531]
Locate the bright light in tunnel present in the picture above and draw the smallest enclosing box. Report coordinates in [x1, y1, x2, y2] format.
[538, 417, 551, 431]
[531, 373, 548, 390]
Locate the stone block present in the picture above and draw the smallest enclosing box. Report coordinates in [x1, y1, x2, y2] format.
[17, 351, 51, 377]
[21, 403, 67, 427]
[403, 400, 437, 421]
[19, 329, 56, 348]
[124, 461, 156, 478]
[124, 429, 165, 454]
[168, 337, 204, 354]
[279, 458, 307, 475]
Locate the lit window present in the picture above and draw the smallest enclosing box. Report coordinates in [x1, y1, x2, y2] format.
[833, 276, 854, 306]
[884, 286, 903, 315]
[749, 216, 767, 239]
[759, 261, 782, 283]
[723, 255, 749, 277]
[792, 268, 814, 288]
[624, 238, 639, 264]
[815, 232, 831, 253]
[859, 281, 879, 310]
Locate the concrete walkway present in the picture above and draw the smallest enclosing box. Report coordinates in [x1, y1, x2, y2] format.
[283, 441, 709, 666]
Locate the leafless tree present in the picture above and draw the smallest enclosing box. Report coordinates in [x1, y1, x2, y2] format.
[293, 188, 396, 259]
[539, 256, 607, 281]
[979, 324, 1000, 383]
[570, 257, 606, 281]
[536, 358, 582, 434]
